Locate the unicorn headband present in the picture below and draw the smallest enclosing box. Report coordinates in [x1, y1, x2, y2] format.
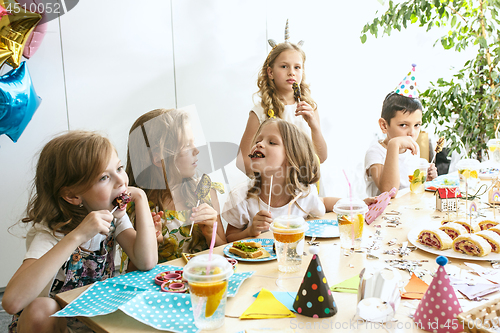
[267, 19, 304, 52]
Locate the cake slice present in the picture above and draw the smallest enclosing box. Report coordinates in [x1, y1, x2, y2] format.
[452, 234, 492, 257]
[439, 222, 468, 240]
[417, 229, 453, 250]
[475, 230, 500, 253]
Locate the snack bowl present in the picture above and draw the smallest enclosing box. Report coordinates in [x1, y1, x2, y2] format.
[161, 280, 189, 293]
[154, 270, 184, 286]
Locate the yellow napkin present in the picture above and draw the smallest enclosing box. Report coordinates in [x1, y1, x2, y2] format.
[240, 288, 296, 319]
[330, 275, 360, 294]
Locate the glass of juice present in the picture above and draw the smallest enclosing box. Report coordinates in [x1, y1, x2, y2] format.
[408, 158, 429, 194]
[183, 254, 233, 330]
[334, 198, 368, 250]
[488, 139, 500, 164]
[456, 158, 480, 192]
[269, 215, 307, 273]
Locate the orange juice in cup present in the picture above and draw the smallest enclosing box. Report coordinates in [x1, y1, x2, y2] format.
[270, 215, 307, 273]
[456, 158, 480, 192]
[183, 254, 233, 330]
[334, 198, 368, 250]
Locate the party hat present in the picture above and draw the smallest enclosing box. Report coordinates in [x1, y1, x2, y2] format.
[413, 256, 462, 333]
[293, 246, 337, 317]
[394, 64, 418, 98]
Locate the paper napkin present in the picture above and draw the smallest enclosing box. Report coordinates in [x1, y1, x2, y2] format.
[240, 288, 295, 319]
[401, 273, 428, 299]
[253, 291, 297, 313]
[330, 275, 360, 294]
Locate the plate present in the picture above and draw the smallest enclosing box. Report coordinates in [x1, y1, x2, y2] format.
[305, 219, 339, 238]
[408, 227, 500, 261]
[223, 238, 276, 262]
[424, 174, 460, 191]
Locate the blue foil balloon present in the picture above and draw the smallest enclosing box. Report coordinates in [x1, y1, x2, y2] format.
[0, 62, 42, 142]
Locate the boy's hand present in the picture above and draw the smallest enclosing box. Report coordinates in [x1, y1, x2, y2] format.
[427, 163, 438, 181]
[249, 210, 272, 237]
[388, 136, 419, 155]
[363, 197, 378, 206]
[295, 101, 320, 130]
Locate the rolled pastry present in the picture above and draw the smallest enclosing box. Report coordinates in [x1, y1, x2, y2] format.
[452, 234, 492, 257]
[487, 227, 500, 237]
[439, 222, 468, 240]
[478, 219, 500, 231]
[448, 219, 480, 233]
[475, 230, 500, 253]
[417, 229, 453, 250]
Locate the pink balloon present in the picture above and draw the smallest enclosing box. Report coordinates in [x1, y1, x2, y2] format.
[17, 0, 48, 59]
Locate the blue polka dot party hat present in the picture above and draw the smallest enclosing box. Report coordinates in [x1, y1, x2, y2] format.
[394, 64, 418, 98]
[413, 256, 462, 333]
[293, 246, 337, 317]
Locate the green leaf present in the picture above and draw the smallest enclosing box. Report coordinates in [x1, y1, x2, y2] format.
[360, 34, 367, 44]
[478, 36, 488, 48]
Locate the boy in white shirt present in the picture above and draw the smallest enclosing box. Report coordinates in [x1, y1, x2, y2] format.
[365, 65, 437, 197]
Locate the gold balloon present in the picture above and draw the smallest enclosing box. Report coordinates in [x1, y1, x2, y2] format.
[0, 48, 12, 66]
[0, 0, 41, 68]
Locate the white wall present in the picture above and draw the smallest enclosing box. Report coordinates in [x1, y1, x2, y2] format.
[0, 0, 476, 287]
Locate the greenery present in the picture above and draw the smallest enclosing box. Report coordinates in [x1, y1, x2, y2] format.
[361, 0, 500, 161]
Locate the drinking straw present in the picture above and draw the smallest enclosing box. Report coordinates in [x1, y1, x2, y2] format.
[287, 192, 302, 226]
[206, 220, 218, 274]
[445, 188, 449, 221]
[466, 180, 470, 233]
[268, 175, 273, 213]
[342, 170, 355, 248]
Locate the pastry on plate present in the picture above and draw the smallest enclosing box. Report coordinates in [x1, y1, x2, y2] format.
[417, 229, 453, 250]
[439, 222, 468, 240]
[448, 219, 480, 233]
[475, 230, 500, 253]
[478, 219, 500, 231]
[452, 234, 492, 257]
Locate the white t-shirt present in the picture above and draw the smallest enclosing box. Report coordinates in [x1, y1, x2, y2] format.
[251, 103, 312, 138]
[364, 141, 420, 197]
[24, 214, 133, 297]
[222, 181, 325, 230]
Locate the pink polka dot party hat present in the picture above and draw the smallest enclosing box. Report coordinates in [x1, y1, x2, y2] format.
[293, 246, 337, 317]
[395, 64, 418, 98]
[413, 256, 462, 333]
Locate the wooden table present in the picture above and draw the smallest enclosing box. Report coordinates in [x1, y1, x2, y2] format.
[56, 189, 497, 332]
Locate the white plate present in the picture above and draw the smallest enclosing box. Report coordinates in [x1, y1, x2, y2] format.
[407, 227, 500, 261]
[223, 238, 276, 262]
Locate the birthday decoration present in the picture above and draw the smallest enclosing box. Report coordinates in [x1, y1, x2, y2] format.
[365, 187, 396, 224]
[293, 246, 337, 317]
[0, 61, 41, 142]
[394, 64, 418, 98]
[413, 256, 462, 333]
[0, 0, 41, 68]
[17, 0, 48, 59]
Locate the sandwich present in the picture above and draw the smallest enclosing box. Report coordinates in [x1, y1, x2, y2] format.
[229, 241, 264, 258]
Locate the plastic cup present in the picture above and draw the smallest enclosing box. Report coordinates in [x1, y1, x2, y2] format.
[334, 198, 368, 250]
[408, 158, 429, 194]
[456, 158, 480, 192]
[269, 215, 307, 273]
[183, 254, 233, 330]
[488, 139, 500, 164]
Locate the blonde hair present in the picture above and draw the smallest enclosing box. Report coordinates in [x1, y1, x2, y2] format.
[126, 108, 198, 212]
[247, 119, 320, 200]
[22, 131, 114, 234]
[256, 43, 316, 118]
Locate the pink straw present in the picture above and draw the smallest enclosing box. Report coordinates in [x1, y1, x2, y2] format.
[268, 175, 273, 213]
[342, 170, 354, 247]
[206, 221, 218, 274]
